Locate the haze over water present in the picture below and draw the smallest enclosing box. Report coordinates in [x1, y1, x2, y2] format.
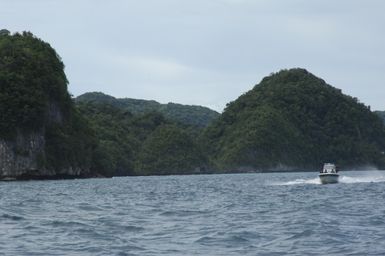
[1, 171, 385, 255]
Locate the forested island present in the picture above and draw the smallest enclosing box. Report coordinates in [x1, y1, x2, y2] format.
[1, 31, 385, 180]
[204, 69, 385, 171]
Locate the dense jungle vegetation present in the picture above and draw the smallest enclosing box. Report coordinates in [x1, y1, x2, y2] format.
[76, 92, 219, 128]
[76, 101, 208, 176]
[203, 69, 385, 171]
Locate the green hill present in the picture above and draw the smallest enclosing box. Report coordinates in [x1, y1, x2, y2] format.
[203, 68, 385, 171]
[75, 92, 219, 128]
[76, 101, 208, 176]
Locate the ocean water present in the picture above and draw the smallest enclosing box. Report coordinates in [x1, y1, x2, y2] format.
[1, 171, 385, 255]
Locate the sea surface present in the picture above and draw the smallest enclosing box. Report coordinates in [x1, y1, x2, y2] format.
[1, 171, 385, 255]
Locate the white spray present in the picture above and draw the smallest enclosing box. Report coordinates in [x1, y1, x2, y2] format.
[271, 171, 385, 186]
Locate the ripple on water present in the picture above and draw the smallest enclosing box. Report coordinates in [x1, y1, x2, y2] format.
[1, 213, 25, 221]
[159, 209, 208, 217]
[48, 220, 91, 228]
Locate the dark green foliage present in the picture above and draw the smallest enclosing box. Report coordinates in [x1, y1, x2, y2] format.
[44, 109, 96, 173]
[76, 102, 139, 176]
[76, 92, 220, 128]
[76, 101, 207, 176]
[375, 111, 385, 124]
[0, 32, 95, 175]
[0, 31, 71, 137]
[135, 124, 207, 175]
[75, 92, 217, 175]
[204, 69, 385, 170]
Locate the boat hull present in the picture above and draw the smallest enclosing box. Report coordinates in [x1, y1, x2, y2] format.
[319, 173, 339, 184]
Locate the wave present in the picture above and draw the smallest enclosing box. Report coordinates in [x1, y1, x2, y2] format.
[339, 174, 385, 184]
[272, 172, 385, 186]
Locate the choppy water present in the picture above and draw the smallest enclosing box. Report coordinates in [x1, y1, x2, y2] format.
[1, 171, 385, 255]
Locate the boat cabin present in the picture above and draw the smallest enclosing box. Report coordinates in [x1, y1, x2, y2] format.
[321, 163, 337, 173]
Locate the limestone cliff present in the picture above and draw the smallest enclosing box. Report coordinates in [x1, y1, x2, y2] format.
[0, 129, 90, 180]
[0, 132, 45, 178]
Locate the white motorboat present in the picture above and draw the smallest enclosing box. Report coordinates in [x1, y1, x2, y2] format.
[319, 163, 339, 184]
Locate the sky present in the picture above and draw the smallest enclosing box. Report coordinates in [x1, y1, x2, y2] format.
[2, 0, 385, 112]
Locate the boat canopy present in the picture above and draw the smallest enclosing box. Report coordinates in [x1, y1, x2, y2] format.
[322, 163, 337, 173]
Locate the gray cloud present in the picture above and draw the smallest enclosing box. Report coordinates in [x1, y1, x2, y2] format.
[2, 0, 385, 111]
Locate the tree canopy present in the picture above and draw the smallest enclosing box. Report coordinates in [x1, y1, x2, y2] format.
[203, 68, 385, 170]
[76, 92, 220, 128]
[76, 101, 208, 176]
[0, 31, 71, 137]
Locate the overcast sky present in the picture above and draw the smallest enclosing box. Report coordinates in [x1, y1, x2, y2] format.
[2, 0, 385, 112]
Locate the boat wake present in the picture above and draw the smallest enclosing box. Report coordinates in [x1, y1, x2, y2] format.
[272, 172, 385, 186]
[271, 178, 321, 186]
[339, 174, 385, 184]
